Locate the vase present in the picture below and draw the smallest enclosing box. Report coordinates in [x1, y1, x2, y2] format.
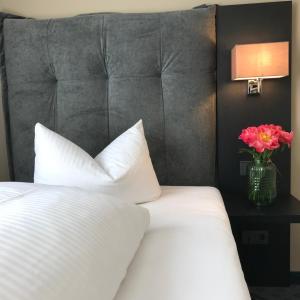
[248, 159, 277, 206]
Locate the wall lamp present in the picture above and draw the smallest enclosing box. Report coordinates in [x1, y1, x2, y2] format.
[231, 41, 289, 95]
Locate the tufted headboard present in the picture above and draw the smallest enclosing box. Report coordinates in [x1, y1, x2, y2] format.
[1, 6, 216, 185]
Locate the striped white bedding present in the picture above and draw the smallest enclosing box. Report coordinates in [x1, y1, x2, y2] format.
[0, 182, 149, 300]
[0, 183, 250, 300]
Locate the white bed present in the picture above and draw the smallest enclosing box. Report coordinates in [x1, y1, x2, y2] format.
[115, 186, 251, 300]
[0, 183, 250, 300]
[1, 7, 250, 300]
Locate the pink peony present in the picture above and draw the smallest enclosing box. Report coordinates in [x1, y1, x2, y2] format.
[256, 125, 280, 151]
[279, 130, 294, 147]
[239, 127, 258, 144]
[239, 124, 293, 154]
[268, 124, 283, 134]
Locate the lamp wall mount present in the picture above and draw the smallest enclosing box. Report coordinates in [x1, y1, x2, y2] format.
[248, 78, 262, 95]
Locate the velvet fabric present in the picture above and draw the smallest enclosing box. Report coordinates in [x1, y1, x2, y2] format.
[2, 6, 216, 185]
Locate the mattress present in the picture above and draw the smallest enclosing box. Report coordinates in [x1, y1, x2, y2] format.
[114, 186, 251, 300]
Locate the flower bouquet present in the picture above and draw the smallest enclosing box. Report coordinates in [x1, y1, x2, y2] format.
[239, 124, 293, 206]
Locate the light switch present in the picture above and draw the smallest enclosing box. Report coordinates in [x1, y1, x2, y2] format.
[240, 160, 250, 176]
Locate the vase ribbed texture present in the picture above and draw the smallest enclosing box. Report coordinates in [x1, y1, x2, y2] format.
[248, 160, 277, 206]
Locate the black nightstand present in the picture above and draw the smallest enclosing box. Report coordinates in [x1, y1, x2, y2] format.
[222, 193, 300, 286]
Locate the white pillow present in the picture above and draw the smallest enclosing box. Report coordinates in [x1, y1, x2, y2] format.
[0, 183, 149, 300]
[34, 120, 161, 204]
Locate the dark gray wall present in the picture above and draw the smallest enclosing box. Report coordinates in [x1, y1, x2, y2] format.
[217, 1, 292, 195]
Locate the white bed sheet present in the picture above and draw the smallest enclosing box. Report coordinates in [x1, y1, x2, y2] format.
[114, 186, 251, 300]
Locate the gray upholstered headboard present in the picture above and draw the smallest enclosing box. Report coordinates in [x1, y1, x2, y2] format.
[1, 6, 216, 185]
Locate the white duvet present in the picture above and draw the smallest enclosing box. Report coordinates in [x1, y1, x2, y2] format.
[115, 186, 251, 300]
[0, 182, 149, 300]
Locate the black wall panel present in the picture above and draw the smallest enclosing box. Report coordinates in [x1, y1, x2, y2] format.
[217, 1, 292, 195]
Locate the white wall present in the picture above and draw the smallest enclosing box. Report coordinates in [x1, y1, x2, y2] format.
[1, 0, 299, 271]
[290, 0, 300, 273]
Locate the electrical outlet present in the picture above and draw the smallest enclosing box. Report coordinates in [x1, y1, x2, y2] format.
[240, 160, 250, 176]
[242, 230, 269, 245]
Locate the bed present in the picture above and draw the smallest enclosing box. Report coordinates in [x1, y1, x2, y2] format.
[0, 5, 251, 300]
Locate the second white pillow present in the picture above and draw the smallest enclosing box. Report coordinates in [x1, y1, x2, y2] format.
[34, 120, 161, 204]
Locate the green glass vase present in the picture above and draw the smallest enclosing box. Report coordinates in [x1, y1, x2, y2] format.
[248, 159, 277, 206]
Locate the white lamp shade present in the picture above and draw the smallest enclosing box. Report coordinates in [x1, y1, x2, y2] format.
[231, 41, 289, 80]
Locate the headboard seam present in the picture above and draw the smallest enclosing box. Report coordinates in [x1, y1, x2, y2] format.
[100, 15, 110, 143]
[46, 20, 58, 131]
[158, 14, 169, 184]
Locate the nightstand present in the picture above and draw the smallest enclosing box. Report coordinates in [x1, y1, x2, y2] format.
[222, 193, 300, 286]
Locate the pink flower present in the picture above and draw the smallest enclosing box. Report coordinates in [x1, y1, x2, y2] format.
[239, 124, 293, 154]
[239, 127, 258, 145]
[268, 124, 282, 134]
[239, 124, 281, 153]
[257, 125, 280, 150]
[279, 130, 294, 147]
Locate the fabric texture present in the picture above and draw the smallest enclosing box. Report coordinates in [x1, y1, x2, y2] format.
[115, 186, 251, 300]
[2, 7, 216, 185]
[0, 182, 150, 300]
[34, 120, 161, 204]
[0, 13, 23, 179]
